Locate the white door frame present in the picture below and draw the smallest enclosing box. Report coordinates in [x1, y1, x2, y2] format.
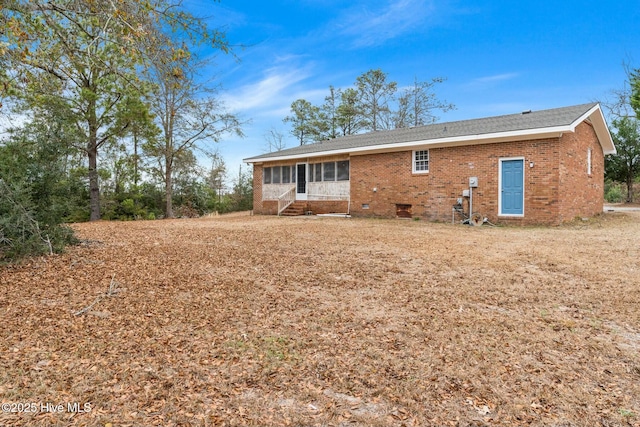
[296, 163, 307, 200]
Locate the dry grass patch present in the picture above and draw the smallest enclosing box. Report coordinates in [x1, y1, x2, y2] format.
[1, 212, 639, 426]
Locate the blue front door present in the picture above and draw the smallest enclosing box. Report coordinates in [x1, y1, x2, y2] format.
[500, 159, 524, 215]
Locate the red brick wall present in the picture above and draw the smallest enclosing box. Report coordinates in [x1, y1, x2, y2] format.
[557, 122, 604, 221]
[252, 125, 605, 224]
[306, 201, 349, 214]
[252, 164, 264, 213]
[349, 138, 564, 225]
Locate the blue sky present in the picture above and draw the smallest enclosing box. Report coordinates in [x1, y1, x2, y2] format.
[185, 0, 639, 181]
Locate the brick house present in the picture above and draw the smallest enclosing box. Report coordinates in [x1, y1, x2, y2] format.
[243, 103, 616, 225]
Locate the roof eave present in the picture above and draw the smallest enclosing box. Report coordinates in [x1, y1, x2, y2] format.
[580, 104, 616, 155]
[243, 104, 617, 163]
[243, 127, 570, 163]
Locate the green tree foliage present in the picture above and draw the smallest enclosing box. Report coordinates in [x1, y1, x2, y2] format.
[206, 153, 228, 209]
[283, 99, 328, 145]
[114, 94, 161, 188]
[323, 86, 340, 140]
[356, 69, 397, 131]
[605, 66, 640, 203]
[1, 0, 232, 221]
[604, 180, 625, 203]
[0, 0, 245, 253]
[0, 112, 80, 260]
[142, 35, 243, 218]
[336, 88, 366, 136]
[282, 69, 453, 145]
[630, 68, 640, 118]
[395, 77, 456, 128]
[606, 116, 640, 203]
[228, 166, 253, 212]
[99, 141, 155, 221]
[0, 1, 157, 221]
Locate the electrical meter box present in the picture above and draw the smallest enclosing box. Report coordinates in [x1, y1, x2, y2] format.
[469, 176, 478, 188]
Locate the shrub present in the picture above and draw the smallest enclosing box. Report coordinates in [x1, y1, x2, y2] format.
[604, 181, 625, 203]
[0, 130, 79, 262]
[0, 179, 77, 262]
[175, 201, 200, 218]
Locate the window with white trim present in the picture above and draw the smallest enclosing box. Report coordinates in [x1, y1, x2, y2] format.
[413, 150, 429, 173]
[587, 148, 592, 175]
[308, 161, 350, 182]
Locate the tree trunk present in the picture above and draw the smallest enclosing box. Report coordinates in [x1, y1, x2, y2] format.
[133, 132, 139, 187]
[165, 158, 173, 218]
[88, 144, 100, 221]
[627, 174, 634, 203]
[87, 100, 101, 221]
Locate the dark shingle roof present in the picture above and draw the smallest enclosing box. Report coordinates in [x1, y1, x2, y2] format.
[244, 103, 599, 162]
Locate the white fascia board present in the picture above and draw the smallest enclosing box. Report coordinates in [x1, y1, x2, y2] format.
[585, 105, 616, 154]
[244, 126, 573, 163]
[572, 104, 601, 131]
[569, 104, 616, 154]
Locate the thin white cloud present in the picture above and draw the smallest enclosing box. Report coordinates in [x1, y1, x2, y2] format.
[461, 73, 521, 91]
[273, 54, 309, 65]
[329, 0, 437, 48]
[472, 73, 520, 84]
[224, 68, 309, 112]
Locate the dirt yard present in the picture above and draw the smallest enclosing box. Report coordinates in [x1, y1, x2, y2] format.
[1, 212, 639, 427]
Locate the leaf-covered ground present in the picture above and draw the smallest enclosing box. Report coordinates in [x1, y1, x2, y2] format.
[1, 212, 639, 427]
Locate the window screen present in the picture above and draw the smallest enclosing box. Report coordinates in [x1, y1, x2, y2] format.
[323, 162, 336, 181]
[337, 161, 350, 181]
[314, 163, 322, 182]
[272, 166, 281, 184]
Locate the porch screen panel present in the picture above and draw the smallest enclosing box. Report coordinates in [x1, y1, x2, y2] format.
[308, 164, 315, 182]
[323, 162, 336, 181]
[337, 161, 349, 181]
[272, 166, 281, 184]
